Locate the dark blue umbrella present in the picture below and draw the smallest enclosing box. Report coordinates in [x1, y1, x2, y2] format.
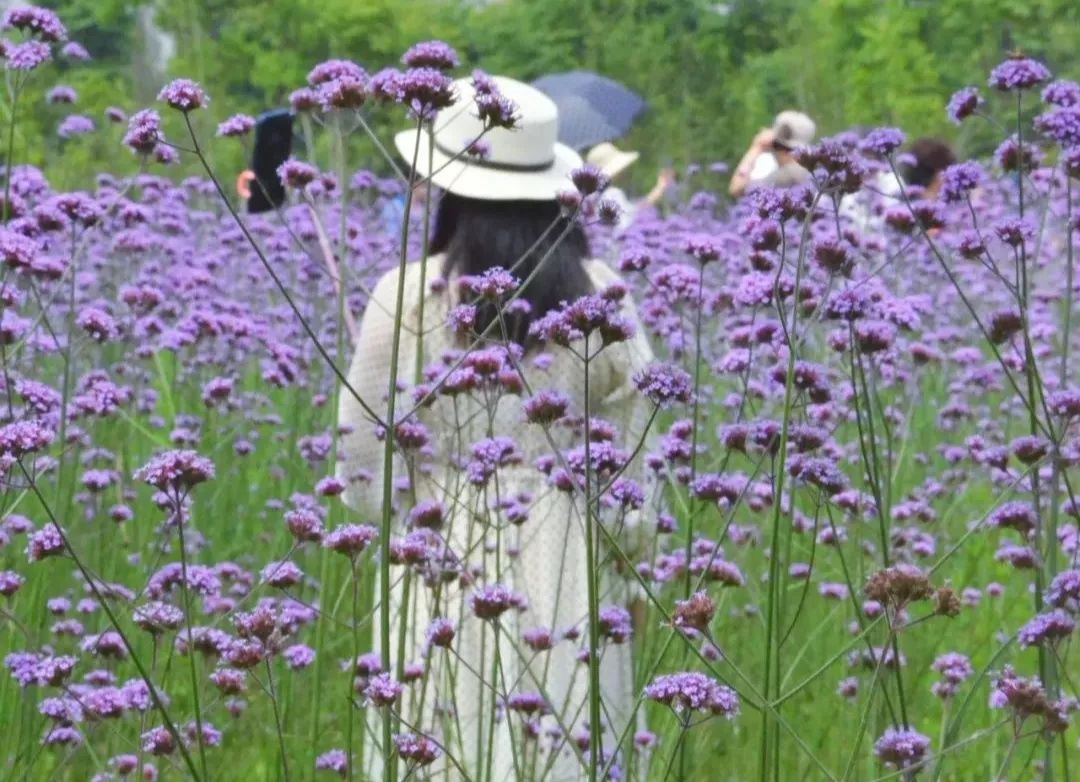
[531, 71, 647, 151]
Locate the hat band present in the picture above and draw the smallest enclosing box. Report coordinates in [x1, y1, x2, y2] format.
[434, 139, 555, 173]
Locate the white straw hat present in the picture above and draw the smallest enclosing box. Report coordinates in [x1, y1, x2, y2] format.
[586, 142, 640, 180]
[394, 76, 582, 201]
[771, 110, 816, 150]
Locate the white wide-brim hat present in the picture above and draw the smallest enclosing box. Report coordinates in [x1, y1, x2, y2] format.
[394, 75, 582, 201]
[586, 142, 640, 180]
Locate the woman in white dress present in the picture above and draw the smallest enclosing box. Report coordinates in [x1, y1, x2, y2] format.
[336, 76, 656, 781]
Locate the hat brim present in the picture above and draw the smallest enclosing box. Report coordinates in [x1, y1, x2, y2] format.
[394, 128, 582, 201]
[600, 150, 640, 180]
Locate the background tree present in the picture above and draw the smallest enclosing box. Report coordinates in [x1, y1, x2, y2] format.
[16, 0, 1080, 190]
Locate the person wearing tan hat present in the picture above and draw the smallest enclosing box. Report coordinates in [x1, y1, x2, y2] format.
[586, 141, 675, 231]
[337, 75, 657, 781]
[729, 109, 816, 198]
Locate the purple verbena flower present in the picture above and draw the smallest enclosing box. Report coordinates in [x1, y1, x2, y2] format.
[277, 159, 318, 189]
[122, 109, 160, 155]
[393, 732, 440, 766]
[989, 56, 1051, 92]
[315, 749, 348, 776]
[0, 570, 25, 597]
[644, 671, 740, 718]
[307, 59, 365, 87]
[157, 79, 207, 112]
[284, 644, 316, 669]
[1047, 569, 1080, 610]
[61, 41, 89, 61]
[860, 127, 906, 157]
[470, 583, 523, 620]
[6, 41, 51, 71]
[46, 86, 77, 104]
[474, 91, 519, 130]
[570, 164, 610, 196]
[133, 450, 214, 492]
[399, 67, 456, 120]
[598, 605, 632, 643]
[216, 114, 255, 138]
[946, 87, 982, 124]
[634, 363, 693, 406]
[2, 6, 66, 42]
[1018, 610, 1075, 648]
[1034, 105, 1080, 147]
[363, 672, 404, 706]
[318, 76, 367, 111]
[402, 40, 459, 70]
[938, 161, 984, 203]
[873, 727, 931, 772]
[26, 523, 64, 562]
[133, 602, 184, 634]
[322, 524, 378, 558]
[57, 114, 94, 138]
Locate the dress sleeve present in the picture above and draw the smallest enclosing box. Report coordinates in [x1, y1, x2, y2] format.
[336, 264, 420, 517]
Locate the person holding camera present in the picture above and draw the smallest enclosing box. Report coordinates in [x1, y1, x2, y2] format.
[728, 109, 816, 198]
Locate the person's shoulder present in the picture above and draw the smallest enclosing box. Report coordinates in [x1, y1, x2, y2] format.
[371, 257, 443, 304]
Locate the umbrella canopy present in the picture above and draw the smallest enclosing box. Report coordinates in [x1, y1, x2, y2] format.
[248, 109, 294, 214]
[531, 70, 647, 151]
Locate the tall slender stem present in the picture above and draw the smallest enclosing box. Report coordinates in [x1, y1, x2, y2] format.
[265, 659, 291, 782]
[413, 131, 434, 385]
[1015, 91, 1052, 706]
[1062, 178, 1074, 387]
[684, 266, 707, 598]
[176, 495, 210, 781]
[347, 560, 360, 780]
[2, 81, 19, 223]
[377, 120, 424, 782]
[582, 336, 602, 782]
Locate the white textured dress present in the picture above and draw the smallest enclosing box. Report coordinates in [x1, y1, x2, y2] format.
[337, 254, 656, 781]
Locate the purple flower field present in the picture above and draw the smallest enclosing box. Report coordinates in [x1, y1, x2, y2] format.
[0, 7, 1078, 782]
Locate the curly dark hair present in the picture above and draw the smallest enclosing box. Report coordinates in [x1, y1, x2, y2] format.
[901, 137, 957, 188]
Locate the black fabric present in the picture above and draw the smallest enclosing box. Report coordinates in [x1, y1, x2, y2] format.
[248, 110, 294, 214]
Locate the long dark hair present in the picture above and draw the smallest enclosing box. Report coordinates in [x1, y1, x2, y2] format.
[431, 192, 592, 347]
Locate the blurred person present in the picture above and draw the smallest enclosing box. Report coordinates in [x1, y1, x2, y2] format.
[235, 109, 295, 212]
[586, 141, 675, 232]
[337, 75, 656, 781]
[729, 110, 816, 197]
[855, 137, 957, 238]
[378, 179, 433, 236]
[898, 136, 957, 199]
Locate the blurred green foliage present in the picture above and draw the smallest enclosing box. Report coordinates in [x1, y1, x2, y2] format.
[11, 0, 1080, 190]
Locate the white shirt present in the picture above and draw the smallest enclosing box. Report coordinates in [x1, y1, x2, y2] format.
[749, 152, 780, 182]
